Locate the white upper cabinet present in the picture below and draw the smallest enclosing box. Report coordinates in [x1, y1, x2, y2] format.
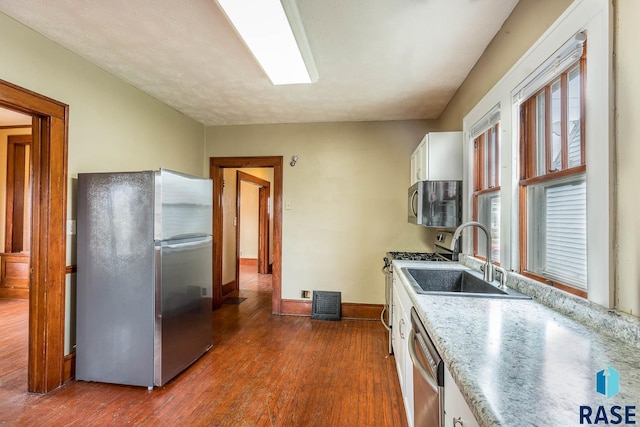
[410, 132, 463, 184]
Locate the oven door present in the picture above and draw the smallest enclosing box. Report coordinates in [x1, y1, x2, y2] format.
[409, 307, 444, 427]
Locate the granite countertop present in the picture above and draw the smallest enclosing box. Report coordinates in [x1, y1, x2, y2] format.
[393, 260, 640, 427]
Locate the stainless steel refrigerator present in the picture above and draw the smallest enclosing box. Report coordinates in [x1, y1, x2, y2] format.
[76, 169, 213, 388]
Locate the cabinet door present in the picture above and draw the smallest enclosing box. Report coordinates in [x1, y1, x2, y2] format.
[410, 139, 426, 184]
[392, 288, 405, 390]
[426, 132, 463, 181]
[444, 365, 479, 427]
[410, 149, 418, 185]
[393, 273, 414, 427]
[401, 301, 414, 427]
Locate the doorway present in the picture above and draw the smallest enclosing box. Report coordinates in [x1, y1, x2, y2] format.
[0, 78, 69, 393]
[236, 170, 271, 279]
[210, 157, 282, 314]
[0, 108, 32, 399]
[1, 116, 32, 299]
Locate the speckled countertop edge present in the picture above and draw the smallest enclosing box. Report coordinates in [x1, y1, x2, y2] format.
[393, 259, 640, 427]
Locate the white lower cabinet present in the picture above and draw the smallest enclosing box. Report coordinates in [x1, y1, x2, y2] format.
[444, 365, 479, 427]
[392, 273, 414, 427]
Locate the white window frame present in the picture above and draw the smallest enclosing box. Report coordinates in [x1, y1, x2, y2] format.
[470, 105, 501, 263]
[461, 0, 613, 307]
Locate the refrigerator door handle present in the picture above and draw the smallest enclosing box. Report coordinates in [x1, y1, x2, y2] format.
[160, 236, 213, 249]
[153, 244, 163, 386]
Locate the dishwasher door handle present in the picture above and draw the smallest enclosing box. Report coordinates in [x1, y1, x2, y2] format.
[408, 329, 439, 393]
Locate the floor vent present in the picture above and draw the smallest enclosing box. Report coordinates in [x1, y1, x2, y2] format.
[311, 291, 341, 320]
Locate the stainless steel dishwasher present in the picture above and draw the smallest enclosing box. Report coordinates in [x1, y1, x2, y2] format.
[408, 307, 444, 427]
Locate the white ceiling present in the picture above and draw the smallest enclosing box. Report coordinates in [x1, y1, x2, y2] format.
[0, 0, 519, 126]
[0, 107, 31, 127]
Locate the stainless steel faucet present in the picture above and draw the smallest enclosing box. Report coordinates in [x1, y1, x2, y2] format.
[451, 221, 494, 282]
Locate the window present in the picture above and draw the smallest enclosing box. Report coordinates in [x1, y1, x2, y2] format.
[473, 123, 500, 263]
[518, 47, 587, 296]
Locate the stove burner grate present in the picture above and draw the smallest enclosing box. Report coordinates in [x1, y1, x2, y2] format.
[386, 251, 448, 261]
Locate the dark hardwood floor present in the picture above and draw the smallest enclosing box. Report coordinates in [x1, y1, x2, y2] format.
[0, 265, 407, 426]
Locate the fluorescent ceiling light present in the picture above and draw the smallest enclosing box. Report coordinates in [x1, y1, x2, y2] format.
[217, 0, 318, 85]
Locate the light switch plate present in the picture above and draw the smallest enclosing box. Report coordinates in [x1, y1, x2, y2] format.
[67, 220, 76, 235]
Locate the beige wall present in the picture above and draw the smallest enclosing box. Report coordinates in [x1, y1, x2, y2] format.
[615, 0, 640, 316]
[438, 0, 574, 131]
[0, 12, 206, 352]
[0, 127, 32, 249]
[206, 120, 438, 303]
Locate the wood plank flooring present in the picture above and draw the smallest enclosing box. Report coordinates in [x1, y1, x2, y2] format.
[0, 266, 407, 426]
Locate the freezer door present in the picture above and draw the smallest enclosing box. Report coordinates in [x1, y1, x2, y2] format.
[154, 236, 213, 386]
[154, 169, 212, 240]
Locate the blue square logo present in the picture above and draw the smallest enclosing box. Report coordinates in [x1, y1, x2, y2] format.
[596, 366, 620, 398]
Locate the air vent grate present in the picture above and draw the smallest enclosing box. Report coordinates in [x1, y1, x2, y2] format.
[311, 291, 341, 320]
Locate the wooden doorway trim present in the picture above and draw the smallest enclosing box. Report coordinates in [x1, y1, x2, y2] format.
[0, 79, 69, 393]
[210, 157, 282, 314]
[258, 185, 270, 274]
[5, 134, 31, 253]
[235, 171, 271, 284]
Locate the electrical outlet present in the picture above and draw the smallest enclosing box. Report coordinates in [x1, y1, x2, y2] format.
[301, 290, 311, 299]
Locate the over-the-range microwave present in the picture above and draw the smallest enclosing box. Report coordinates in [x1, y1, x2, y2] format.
[408, 180, 462, 227]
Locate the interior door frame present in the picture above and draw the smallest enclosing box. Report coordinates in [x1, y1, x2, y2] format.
[257, 184, 270, 274]
[0, 79, 69, 393]
[236, 170, 271, 282]
[210, 156, 282, 314]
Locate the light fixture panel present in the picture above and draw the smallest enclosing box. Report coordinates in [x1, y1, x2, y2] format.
[217, 0, 317, 85]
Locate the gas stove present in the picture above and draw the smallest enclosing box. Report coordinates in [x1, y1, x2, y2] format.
[381, 230, 458, 355]
[384, 230, 457, 266]
[383, 251, 453, 269]
[386, 251, 448, 261]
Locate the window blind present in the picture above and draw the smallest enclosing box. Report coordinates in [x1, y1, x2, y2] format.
[477, 191, 501, 262]
[470, 104, 500, 139]
[512, 32, 586, 105]
[543, 177, 587, 289]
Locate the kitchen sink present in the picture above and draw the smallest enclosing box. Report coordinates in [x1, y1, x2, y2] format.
[402, 267, 531, 299]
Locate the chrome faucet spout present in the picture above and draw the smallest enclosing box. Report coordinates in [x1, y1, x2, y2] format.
[451, 221, 494, 282]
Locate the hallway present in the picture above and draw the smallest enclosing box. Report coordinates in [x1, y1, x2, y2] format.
[0, 267, 406, 426]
